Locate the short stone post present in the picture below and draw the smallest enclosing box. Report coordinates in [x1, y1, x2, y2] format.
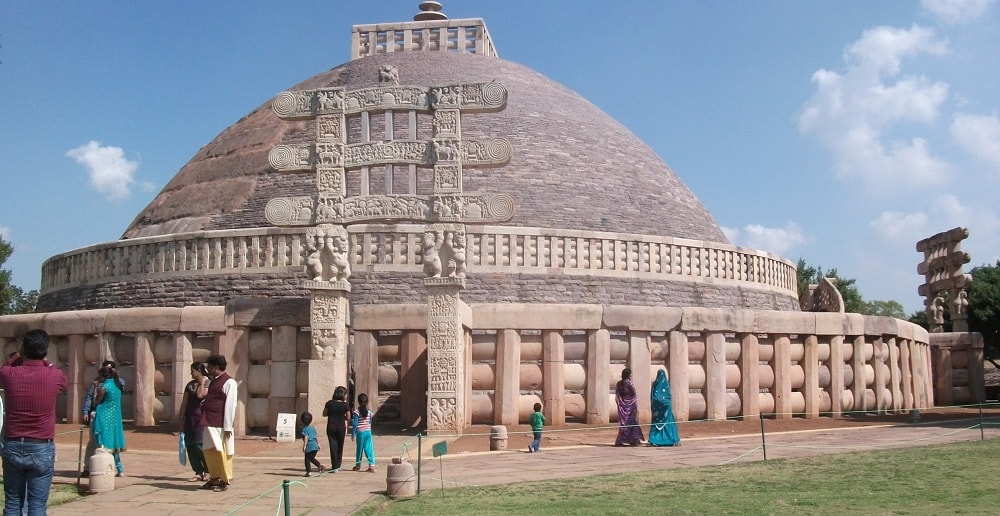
[489, 425, 508, 450]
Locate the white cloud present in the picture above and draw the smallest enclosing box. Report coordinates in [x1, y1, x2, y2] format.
[921, 0, 997, 24]
[870, 210, 929, 240]
[931, 193, 1000, 232]
[66, 141, 140, 201]
[951, 113, 1000, 170]
[722, 223, 808, 257]
[845, 25, 948, 74]
[799, 25, 953, 191]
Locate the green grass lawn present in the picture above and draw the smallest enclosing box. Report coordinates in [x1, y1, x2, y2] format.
[0, 480, 81, 509]
[359, 439, 999, 515]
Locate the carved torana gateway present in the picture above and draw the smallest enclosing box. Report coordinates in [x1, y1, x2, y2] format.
[266, 8, 513, 432]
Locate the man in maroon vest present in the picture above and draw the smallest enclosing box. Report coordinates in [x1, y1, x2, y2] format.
[199, 354, 237, 492]
[1, 329, 67, 514]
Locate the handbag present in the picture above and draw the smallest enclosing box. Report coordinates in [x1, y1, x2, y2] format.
[178, 432, 187, 466]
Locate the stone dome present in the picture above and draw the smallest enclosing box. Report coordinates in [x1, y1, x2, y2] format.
[38, 38, 798, 312]
[123, 51, 727, 243]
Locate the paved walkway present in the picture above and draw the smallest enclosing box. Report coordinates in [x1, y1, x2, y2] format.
[47, 418, 1000, 515]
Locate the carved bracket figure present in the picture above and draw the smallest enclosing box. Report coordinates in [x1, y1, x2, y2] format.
[304, 224, 351, 283]
[421, 224, 466, 278]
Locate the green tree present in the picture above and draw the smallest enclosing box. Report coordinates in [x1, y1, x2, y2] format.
[908, 309, 928, 328]
[967, 261, 1000, 360]
[0, 236, 38, 315]
[863, 299, 906, 319]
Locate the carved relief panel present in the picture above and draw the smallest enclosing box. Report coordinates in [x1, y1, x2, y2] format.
[267, 69, 513, 229]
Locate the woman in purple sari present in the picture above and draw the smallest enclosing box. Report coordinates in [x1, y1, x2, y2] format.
[615, 368, 644, 446]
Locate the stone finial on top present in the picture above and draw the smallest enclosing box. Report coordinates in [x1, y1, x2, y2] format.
[414, 1, 448, 21]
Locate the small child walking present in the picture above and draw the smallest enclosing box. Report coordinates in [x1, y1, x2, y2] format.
[350, 393, 377, 472]
[529, 402, 544, 453]
[300, 412, 326, 477]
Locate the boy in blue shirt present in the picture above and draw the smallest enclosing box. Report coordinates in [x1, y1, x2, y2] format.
[300, 412, 326, 476]
[529, 402, 544, 453]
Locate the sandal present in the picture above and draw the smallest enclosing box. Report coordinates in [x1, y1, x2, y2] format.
[200, 480, 219, 490]
[188, 475, 202, 482]
[212, 483, 229, 492]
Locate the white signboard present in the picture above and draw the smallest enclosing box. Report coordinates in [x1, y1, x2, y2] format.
[276, 412, 297, 443]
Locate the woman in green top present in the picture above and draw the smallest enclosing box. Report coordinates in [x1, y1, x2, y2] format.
[93, 364, 127, 475]
[529, 403, 544, 453]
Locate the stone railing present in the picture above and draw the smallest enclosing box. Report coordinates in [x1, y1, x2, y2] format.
[351, 18, 498, 60]
[0, 303, 978, 435]
[40, 225, 798, 299]
[356, 304, 951, 427]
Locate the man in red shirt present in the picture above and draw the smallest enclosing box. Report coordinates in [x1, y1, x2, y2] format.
[0, 329, 68, 515]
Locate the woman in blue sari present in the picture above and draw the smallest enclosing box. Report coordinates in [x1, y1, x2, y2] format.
[93, 364, 127, 475]
[614, 368, 644, 446]
[648, 369, 680, 446]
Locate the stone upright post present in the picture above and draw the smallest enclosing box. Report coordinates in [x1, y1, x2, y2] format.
[303, 224, 353, 417]
[306, 282, 351, 417]
[425, 276, 470, 434]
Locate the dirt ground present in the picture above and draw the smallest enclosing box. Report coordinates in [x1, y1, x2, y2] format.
[54, 405, 1000, 458]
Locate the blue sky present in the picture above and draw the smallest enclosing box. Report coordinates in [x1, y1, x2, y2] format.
[1, 1, 998, 315]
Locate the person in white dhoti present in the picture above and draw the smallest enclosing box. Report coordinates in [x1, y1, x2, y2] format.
[199, 354, 237, 492]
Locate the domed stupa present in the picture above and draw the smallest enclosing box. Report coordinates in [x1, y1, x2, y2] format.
[20, 4, 853, 437]
[39, 2, 796, 313]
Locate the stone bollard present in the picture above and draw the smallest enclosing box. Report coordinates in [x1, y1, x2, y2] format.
[88, 447, 116, 493]
[386, 457, 416, 498]
[489, 425, 508, 451]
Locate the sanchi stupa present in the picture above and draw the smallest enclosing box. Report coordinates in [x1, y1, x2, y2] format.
[0, 3, 983, 436]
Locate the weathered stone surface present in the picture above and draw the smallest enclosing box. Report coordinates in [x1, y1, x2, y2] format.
[679, 308, 755, 333]
[471, 304, 602, 330]
[864, 315, 899, 336]
[754, 311, 815, 335]
[39, 309, 111, 335]
[226, 297, 310, 327]
[179, 306, 225, 332]
[602, 305, 681, 331]
[353, 304, 427, 330]
[105, 308, 182, 332]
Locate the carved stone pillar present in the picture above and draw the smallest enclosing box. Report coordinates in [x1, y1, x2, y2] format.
[303, 223, 353, 418]
[306, 281, 351, 417]
[425, 276, 470, 434]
